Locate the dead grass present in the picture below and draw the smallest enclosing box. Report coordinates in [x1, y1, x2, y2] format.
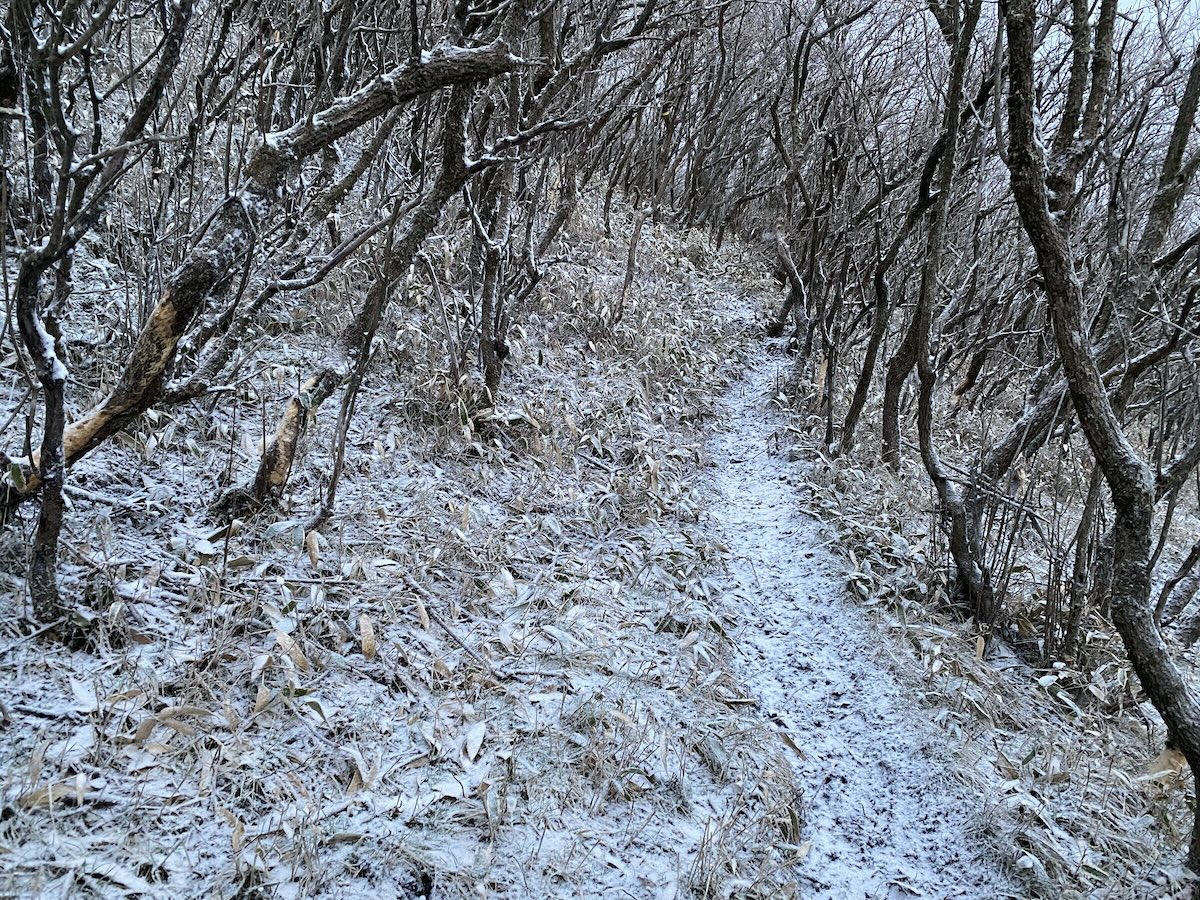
[0, 202, 809, 898]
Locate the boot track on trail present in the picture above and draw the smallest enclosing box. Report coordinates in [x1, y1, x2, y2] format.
[706, 334, 1012, 899]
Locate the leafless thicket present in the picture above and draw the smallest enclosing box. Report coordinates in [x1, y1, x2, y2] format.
[607, 0, 1200, 866]
[1, 0, 686, 611]
[5, 0, 1200, 874]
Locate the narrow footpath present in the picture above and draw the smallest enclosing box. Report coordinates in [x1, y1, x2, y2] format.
[707, 342, 1013, 899]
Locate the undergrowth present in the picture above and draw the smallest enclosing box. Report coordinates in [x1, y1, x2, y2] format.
[772, 343, 1200, 899]
[0, 205, 804, 899]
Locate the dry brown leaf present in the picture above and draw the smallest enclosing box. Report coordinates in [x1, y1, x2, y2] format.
[253, 683, 271, 715]
[131, 708, 211, 745]
[132, 717, 158, 744]
[217, 806, 245, 852]
[19, 777, 86, 810]
[104, 689, 144, 705]
[275, 629, 311, 672]
[158, 719, 197, 737]
[1139, 747, 1190, 782]
[359, 612, 377, 660]
[778, 731, 807, 759]
[305, 530, 321, 568]
[158, 705, 213, 720]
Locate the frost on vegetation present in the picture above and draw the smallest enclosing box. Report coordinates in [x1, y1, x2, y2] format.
[31, 314, 68, 384]
[771, 349, 1200, 895]
[0, 202, 801, 899]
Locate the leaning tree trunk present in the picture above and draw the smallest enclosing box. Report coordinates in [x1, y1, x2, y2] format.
[536, 158, 577, 257]
[243, 176, 466, 506]
[1006, 0, 1200, 866]
[233, 87, 473, 510]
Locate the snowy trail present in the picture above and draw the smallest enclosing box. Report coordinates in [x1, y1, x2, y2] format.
[707, 346, 1011, 900]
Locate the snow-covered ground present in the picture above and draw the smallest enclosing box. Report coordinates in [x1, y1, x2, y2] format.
[706, 336, 1015, 899]
[4, 244, 1130, 898]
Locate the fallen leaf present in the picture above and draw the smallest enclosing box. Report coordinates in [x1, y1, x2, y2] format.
[359, 613, 377, 660]
[276, 630, 311, 672]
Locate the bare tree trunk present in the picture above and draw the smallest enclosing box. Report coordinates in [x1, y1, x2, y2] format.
[766, 230, 807, 339]
[1161, 540, 1200, 625]
[13, 259, 65, 621]
[244, 175, 467, 507]
[231, 86, 474, 510]
[881, 301, 920, 470]
[1007, 0, 1200, 866]
[536, 159, 577, 257]
[480, 237, 508, 400]
[841, 241, 903, 453]
[912, 0, 990, 621]
[6, 0, 194, 622]
[613, 207, 647, 328]
[478, 104, 518, 401]
[1062, 465, 1103, 659]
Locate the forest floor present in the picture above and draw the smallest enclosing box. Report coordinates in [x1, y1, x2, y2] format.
[1, 210, 1194, 898]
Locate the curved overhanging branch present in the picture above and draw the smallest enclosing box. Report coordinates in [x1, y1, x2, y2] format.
[10, 40, 524, 498]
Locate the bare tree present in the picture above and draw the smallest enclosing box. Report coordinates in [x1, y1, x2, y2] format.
[5, 0, 194, 620]
[1006, 0, 1200, 865]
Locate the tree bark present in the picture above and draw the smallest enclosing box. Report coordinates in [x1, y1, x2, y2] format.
[1006, 0, 1200, 867]
[766, 230, 807, 339]
[231, 86, 475, 510]
[13, 257, 66, 622]
[912, 0, 990, 621]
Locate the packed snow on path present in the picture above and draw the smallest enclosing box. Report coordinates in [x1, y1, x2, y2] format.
[706, 344, 1013, 900]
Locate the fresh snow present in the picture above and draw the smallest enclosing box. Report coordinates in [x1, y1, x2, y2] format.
[706, 334, 1014, 900]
